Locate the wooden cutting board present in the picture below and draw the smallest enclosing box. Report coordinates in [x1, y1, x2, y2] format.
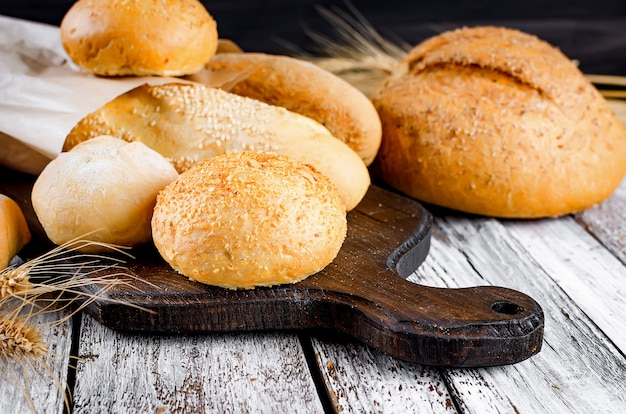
[1, 167, 543, 367]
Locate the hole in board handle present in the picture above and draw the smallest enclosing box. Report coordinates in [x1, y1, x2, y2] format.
[491, 301, 525, 315]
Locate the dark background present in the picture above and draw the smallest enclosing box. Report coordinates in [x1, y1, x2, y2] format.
[1, 0, 625, 75]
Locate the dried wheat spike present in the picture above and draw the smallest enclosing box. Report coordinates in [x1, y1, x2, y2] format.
[0, 266, 33, 298]
[0, 313, 48, 360]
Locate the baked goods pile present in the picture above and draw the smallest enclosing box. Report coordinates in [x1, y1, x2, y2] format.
[28, 0, 376, 289]
[62, 82, 370, 211]
[7, 1, 626, 287]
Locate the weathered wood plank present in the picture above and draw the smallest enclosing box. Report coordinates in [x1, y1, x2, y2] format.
[72, 314, 324, 413]
[576, 176, 626, 264]
[0, 309, 73, 414]
[505, 215, 626, 351]
[429, 216, 626, 413]
[310, 335, 455, 413]
[313, 211, 626, 413]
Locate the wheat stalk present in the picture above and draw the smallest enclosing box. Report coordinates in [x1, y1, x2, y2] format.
[0, 312, 48, 360]
[0, 235, 157, 412]
[0, 295, 59, 413]
[280, 3, 409, 96]
[297, 4, 626, 118]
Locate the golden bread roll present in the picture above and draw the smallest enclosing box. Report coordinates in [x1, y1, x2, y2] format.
[371, 26, 626, 218]
[64, 82, 370, 211]
[60, 0, 218, 76]
[152, 151, 347, 290]
[0, 194, 31, 269]
[204, 53, 382, 165]
[32, 136, 178, 252]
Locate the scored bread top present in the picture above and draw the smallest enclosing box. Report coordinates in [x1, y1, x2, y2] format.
[372, 26, 626, 218]
[397, 26, 598, 119]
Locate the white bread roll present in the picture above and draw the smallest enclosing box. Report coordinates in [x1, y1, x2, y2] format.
[152, 151, 347, 290]
[60, 0, 218, 76]
[63, 82, 370, 211]
[371, 26, 626, 218]
[32, 136, 179, 251]
[203, 52, 382, 165]
[0, 194, 31, 270]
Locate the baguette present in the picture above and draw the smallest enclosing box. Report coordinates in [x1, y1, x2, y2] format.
[203, 52, 382, 165]
[63, 82, 370, 211]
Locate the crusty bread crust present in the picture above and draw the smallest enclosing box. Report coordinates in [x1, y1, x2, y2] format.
[152, 151, 347, 289]
[205, 53, 382, 165]
[64, 82, 370, 211]
[0, 194, 31, 269]
[60, 0, 218, 76]
[371, 26, 626, 218]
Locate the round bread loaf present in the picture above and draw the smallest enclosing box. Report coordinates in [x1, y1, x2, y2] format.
[32, 136, 179, 252]
[60, 0, 218, 76]
[371, 26, 626, 218]
[151, 151, 347, 290]
[204, 53, 382, 165]
[63, 82, 370, 211]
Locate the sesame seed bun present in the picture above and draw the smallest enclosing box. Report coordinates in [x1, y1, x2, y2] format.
[151, 151, 347, 289]
[60, 0, 218, 76]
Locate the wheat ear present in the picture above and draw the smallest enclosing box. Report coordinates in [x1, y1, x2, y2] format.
[281, 3, 409, 95]
[0, 235, 158, 412]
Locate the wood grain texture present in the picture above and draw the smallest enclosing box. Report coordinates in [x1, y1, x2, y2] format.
[576, 177, 626, 264]
[0, 310, 74, 414]
[428, 214, 626, 413]
[313, 182, 626, 413]
[308, 334, 456, 413]
[73, 314, 323, 413]
[506, 214, 626, 351]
